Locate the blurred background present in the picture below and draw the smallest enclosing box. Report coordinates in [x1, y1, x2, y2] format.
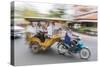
[11, 1, 97, 36]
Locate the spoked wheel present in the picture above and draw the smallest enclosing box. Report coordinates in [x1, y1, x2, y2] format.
[79, 48, 91, 59]
[57, 43, 67, 55]
[31, 42, 40, 53]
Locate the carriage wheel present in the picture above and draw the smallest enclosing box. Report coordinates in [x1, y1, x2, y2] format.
[31, 42, 40, 53]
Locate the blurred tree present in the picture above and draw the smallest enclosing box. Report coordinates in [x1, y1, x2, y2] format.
[22, 8, 39, 17]
[14, 4, 39, 18]
[48, 4, 66, 18]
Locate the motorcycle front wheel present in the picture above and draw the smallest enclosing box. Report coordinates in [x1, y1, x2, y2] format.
[79, 48, 91, 59]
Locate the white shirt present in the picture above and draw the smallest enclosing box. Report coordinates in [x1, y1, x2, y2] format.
[26, 25, 37, 35]
[67, 31, 73, 38]
[37, 26, 43, 32]
[47, 24, 53, 36]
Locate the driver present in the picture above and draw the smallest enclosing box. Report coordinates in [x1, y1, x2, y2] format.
[64, 28, 78, 48]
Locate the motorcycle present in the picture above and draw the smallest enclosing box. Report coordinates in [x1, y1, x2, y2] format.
[57, 35, 91, 59]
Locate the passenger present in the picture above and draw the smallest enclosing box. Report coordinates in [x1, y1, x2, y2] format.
[47, 22, 54, 37]
[26, 22, 37, 36]
[37, 22, 43, 32]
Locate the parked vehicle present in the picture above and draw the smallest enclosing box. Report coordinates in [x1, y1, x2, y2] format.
[11, 25, 25, 38]
[26, 31, 61, 53]
[57, 35, 91, 59]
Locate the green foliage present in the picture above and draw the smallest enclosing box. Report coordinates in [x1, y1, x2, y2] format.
[14, 5, 39, 18]
[22, 8, 39, 17]
[48, 5, 66, 18]
[75, 26, 97, 33]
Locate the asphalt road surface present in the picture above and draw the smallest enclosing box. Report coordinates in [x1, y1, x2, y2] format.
[14, 33, 97, 66]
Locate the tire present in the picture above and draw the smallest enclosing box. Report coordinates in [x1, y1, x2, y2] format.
[31, 42, 40, 53]
[79, 48, 91, 59]
[57, 42, 67, 55]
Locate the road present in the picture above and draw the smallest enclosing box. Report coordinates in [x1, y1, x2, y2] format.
[14, 33, 97, 66]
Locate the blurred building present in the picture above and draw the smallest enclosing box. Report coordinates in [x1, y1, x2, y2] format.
[68, 5, 97, 29]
